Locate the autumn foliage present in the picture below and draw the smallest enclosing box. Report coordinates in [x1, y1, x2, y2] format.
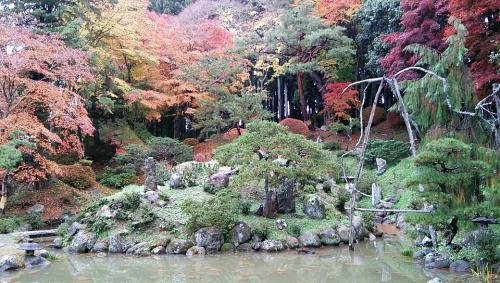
[279, 118, 309, 136]
[322, 82, 360, 121]
[0, 25, 94, 184]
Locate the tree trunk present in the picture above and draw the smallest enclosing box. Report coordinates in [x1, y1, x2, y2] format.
[0, 171, 8, 216]
[235, 122, 242, 136]
[262, 176, 277, 218]
[296, 72, 308, 121]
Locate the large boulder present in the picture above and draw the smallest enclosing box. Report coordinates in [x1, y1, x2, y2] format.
[261, 240, 285, 252]
[143, 157, 158, 192]
[450, 260, 471, 272]
[52, 237, 63, 249]
[0, 255, 24, 272]
[195, 227, 224, 253]
[424, 252, 450, 269]
[126, 242, 151, 257]
[302, 194, 325, 219]
[412, 248, 433, 261]
[318, 229, 341, 246]
[299, 232, 321, 248]
[337, 225, 349, 243]
[167, 239, 194, 254]
[208, 172, 229, 188]
[68, 222, 84, 238]
[186, 246, 206, 256]
[220, 243, 236, 252]
[68, 230, 97, 253]
[91, 239, 109, 253]
[151, 246, 166, 255]
[24, 256, 49, 269]
[144, 191, 159, 203]
[108, 234, 125, 253]
[169, 173, 183, 189]
[276, 179, 296, 213]
[285, 236, 300, 249]
[230, 222, 252, 246]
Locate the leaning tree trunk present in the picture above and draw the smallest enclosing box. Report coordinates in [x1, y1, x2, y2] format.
[0, 171, 8, 216]
[296, 72, 308, 121]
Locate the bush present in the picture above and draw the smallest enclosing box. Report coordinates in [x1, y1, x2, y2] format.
[113, 144, 152, 170]
[97, 164, 136, 189]
[183, 138, 199, 147]
[401, 248, 414, 257]
[155, 160, 171, 186]
[147, 137, 193, 165]
[365, 139, 411, 167]
[279, 118, 309, 136]
[323, 141, 341, 151]
[58, 164, 96, 189]
[302, 184, 317, 194]
[0, 217, 21, 234]
[387, 112, 404, 127]
[181, 189, 241, 235]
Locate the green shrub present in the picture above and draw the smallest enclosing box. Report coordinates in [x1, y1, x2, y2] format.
[286, 223, 302, 238]
[323, 141, 341, 151]
[24, 213, 44, 230]
[58, 164, 96, 189]
[365, 139, 410, 167]
[146, 137, 193, 165]
[203, 183, 221, 194]
[156, 160, 171, 186]
[0, 217, 21, 234]
[113, 144, 152, 170]
[302, 184, 317, 194]
[401, 248, 414, 257]
[97, 164, 136, 189]
[181, 189, 241, 235]
[91, 219, 111, 237]
[327, 123, 350, 133]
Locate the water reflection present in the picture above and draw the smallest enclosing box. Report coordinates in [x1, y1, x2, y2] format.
[1, 238, 474, 283]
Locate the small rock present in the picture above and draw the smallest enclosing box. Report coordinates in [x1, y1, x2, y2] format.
[0, 255, 24, 272]
[450, 260, 471, 272]
[195, 227, 224, 253]
[261, 240, 284, 252]
[236, 243, 253, 252]
[318, 229, 341, 246]
[337, 225, 349, 243]
[220, 243, 236, 252]
[412, 248, 433, 260]
[230, 222, 252, 245]
[97, 252, 107, 258]
[369, 233, 376, 241]
[52, 237, 63, 249]
[208, 172, 229, 188]
[24, 256, 49, 269]
[151, 246, 166, 255]
[186, 246, 206, 256]
[97, 205, 115, 218]
[299, 232, 321, 248]
[169, 173, 184, 189]
[167, 239, 194, 254]
[427, 278, 443, 283]
[376, 158, 387, 175]
[144, 191, 159, 203]
[424, 252, 450, 269]
[276, 219, 287, 230]
[285, 236, 300, 249]
[38, 249, 50, 259]
[27, 204, 44, 214]
[421, 236, 433, 247]
[302, 194, 325, 219]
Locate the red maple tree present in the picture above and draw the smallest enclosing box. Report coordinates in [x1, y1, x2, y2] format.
[0, 25, 94, 184]
[322, 82, 360, 121]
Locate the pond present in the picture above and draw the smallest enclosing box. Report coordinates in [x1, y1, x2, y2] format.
[1, 235, 474, 283]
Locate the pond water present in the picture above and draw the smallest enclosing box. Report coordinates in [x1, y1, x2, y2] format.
[1, 235, 475, 283]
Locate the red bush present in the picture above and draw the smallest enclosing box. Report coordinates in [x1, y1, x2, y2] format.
[223, 128, 246, 140]
[194, 153, 210, 162]
[387, 112, 405, 127]
[362, 107, 385, 127]
[183, 138, 199, 147]
[279, 118, 309, 136]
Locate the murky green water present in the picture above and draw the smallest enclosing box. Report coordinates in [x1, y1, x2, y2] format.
[1, 235, 475, 283]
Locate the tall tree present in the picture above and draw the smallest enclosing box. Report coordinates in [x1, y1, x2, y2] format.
[262, 4, 354, 121]
[0, 25, 94, 184]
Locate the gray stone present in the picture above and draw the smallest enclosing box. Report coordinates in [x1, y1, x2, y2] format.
[108, 234, 125, 253]
[318, 229, 341, 246]
[38, 249, 50, 258]
[97, 252, 107, 257]
[261, 240, 284, 252]
[276, 179, 296, 213]
[186, 246, 206, 256]
[424, 252, 450, 269]
[369, 233, 377, 241]
[27, 204, 44, 214]
[151, 246, 166, 255]
[230, 222, 252, 245]
[0, 255, 24, 272]
[285, 236, 300, 249]
[208, 172, 229, 188]
[68, 231, 97, 253]
[412, 248, 433, 260]
[236, 243, 253, 252]
[167, 239, 194, 254]
[67, 222, 83, 238]
[276, 219, 287, 230]
[337, 225, 349, 243]
[251, 242, 262, 251]
[169, 173, 183, 189]
[144, 191, 159, 203]
[195, 227, 224, 253]
[220, 243, 236, 252]
[371, 183, 382, 206]
[144, 157, 158, 192]
[450, 260, 471, 272]
[376, 158, 387, 175]
[427, 278, 443, 283]
[52, 237, 63, 249]
[421, 236, 433, 247]
[91, 240, 109, 253]
[352, 215, 363, 232]
[97, 205, 115, 218]
[299, 232, 321, 248]
[126, 242, 151, 256]
[24, 255, 49, 269]
[302, 194, 325, 219]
